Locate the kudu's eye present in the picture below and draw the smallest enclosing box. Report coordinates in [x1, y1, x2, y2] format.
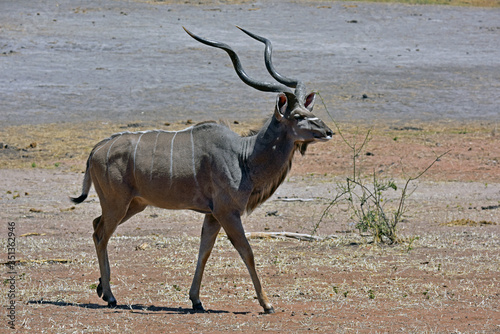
[293, 114, 304, 121]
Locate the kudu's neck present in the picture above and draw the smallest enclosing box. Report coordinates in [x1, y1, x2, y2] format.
[243, 116, 296, 184]
[240, 115, 299, 213]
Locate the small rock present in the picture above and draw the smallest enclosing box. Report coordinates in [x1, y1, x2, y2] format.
[135, 242, 150, 251]
[266, 210, 279, 217]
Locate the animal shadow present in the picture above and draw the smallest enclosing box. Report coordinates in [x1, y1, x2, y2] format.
[28, 299, 232, 315]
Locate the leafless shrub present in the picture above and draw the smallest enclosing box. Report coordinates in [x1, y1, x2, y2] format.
[313, 93, 448, 243]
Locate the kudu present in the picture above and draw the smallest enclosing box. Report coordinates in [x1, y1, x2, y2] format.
[71, 27, 333, 314]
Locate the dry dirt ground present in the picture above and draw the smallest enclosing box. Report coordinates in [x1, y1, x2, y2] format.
[1, 119, 499, 333]
[1, 0, 500, 332]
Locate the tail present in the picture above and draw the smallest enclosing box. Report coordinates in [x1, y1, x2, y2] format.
[70, 158, 93, 204]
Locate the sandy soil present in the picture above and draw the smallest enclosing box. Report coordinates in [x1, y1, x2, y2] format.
[1, 119, 500, 333]
[1, 0, 500, 332]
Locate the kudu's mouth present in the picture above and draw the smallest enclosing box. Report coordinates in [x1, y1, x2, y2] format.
[312, 126, 334, 142]
[314, 133, 333, 142]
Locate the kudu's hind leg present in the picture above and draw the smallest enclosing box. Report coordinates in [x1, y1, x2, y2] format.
[92, 217, 106, 299]
[93, 214, 120, 307]
[217, 212, 274, 314]
[93, 199, 147, 307]
[189, 214, 221, 311]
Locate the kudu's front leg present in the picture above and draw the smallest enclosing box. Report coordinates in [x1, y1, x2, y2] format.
[189, 214, 222, 311]
[217, 212, 274, 314]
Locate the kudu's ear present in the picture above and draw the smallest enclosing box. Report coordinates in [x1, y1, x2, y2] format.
[304, 92, 316, 111]
[274, 93, 288, 121]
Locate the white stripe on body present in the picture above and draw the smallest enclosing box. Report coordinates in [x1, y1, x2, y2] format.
[133, 132, 145, 179]
[150, 131, 161, 181]
[105, 134, 123, 175]
[190, 127, 200, 188]
[169, 132, 177, 186]
[91, 125, 202, 184]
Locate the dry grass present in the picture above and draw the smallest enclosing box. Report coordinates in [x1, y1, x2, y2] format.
[2, 228, 499, 332]
[0, 120, 261, 171]
[335, 0, 500, 7]
[1, 163, 499, 331]
[1, 119, 499, 331]
[1, 119, 498, 182]
[441, 218, 497, 226]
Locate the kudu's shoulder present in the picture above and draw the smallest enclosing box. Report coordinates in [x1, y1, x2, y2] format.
[191, 120, 241, 137]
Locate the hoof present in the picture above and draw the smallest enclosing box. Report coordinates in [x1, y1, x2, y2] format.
[264, 307, 275, 314]
[96, 278, 103, 297]
[101, 289, 117, 307]
[192, 302, 205, 312]
[102, 294, 117, 306]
